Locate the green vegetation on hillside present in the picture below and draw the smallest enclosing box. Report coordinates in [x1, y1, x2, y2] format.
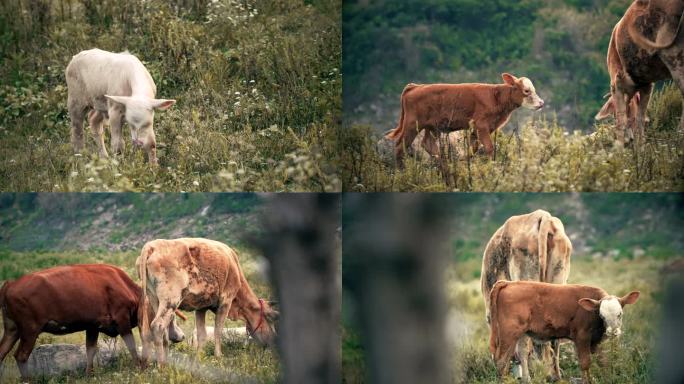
[0, 0, 341, 192]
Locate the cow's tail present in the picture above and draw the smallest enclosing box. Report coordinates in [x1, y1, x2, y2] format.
[0, 281, 9, 311]
[385, 83, 418, 141]
[488, 280, 507, 356]
[538, 215, 554, 283]
[138, 244, 152, 360]
[627, 6, 683, 50]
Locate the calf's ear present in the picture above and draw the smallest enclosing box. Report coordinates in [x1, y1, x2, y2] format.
[501, 73, 517, 86]
[151, 98, 176, 110]
[578, 298, 600, 311]
[619, 291, 640, 306]
[595, 98, 615, 121]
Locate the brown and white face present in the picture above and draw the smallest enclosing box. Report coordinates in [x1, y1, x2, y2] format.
[579, 291, 640, 337]
[502, 73, 544, 110]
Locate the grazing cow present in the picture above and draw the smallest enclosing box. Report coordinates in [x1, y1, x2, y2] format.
[66, 49, 176, 165]
[385, 73, 544, 163]
[597, 0, 684, 146]
[0, 264, 182, 380]
[489, 281, 640, 384]
[480, 209, 572, 381]
[595, 92, 649, 139]
[137, 238, 278, 365]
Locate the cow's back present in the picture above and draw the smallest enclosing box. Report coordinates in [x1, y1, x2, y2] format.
[4, 264, 140, 334]
[66, 49, 155, 107]
[403, 83, 482, 130]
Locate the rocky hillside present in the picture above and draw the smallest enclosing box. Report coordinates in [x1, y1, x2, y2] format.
[0, 193, 261, 252]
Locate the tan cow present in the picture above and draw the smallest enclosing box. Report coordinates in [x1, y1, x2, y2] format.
[136, 238, 278, 365]
[597, 0, 684, 146]
[489, 281, 640, 384]
[480, 209, 572, 381]
[385, 73, 544, 163]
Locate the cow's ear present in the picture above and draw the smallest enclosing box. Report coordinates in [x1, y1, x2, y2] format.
[266, 308, 280, 322]
[578, 298, 600, 311]
[595, 98, 615, 121]
[151, 98, 176, 110]
[501, 73, 517, 86]
[619, 291, 640, 306]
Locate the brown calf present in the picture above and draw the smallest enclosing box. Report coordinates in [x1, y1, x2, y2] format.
[385, 73, 544, 163]
[489, 281, 639, 384]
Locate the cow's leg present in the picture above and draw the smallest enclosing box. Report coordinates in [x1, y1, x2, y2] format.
[394, 123, 419, 165]
[88, 110, 108, 158]
[0, 320, 20, 381]
[213, 304, 230, 357]
[550, 339, 562, 381]
[151, 306, 177, 366]
[612, 84, 629, 148]
[574, 339, 593, 384]
[85, 328, 99, 375]
[68, 97, 86, 153]
[660, 53, 684, 132]
[141, 130, 158, 166]
[475, 122, 494, 157]
[109, 104, 125, 155]
[14, 331, 39, 380]
[515, 335, 531, 382]
[121, 332, 141, 367]
[468, 130, 479, 155]
[195, 309, 208, 351]
[635, 84, 653, 144]
[422, 131, 452, 185]
[494, 333, 519, 379]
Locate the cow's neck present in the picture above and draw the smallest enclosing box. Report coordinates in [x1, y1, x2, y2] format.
[234, 279, 262, 325]
[494, 85, 521, 115]
[129, 72, 156, 99]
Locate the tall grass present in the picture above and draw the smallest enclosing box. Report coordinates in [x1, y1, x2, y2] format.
[0, 0, 341, 192]
[339, 83, 684, 192]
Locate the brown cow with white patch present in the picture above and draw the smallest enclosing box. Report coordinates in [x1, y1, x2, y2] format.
[0, 264, 181, 380]
[480, 209, 572, 381]
[489, 281, 640, 384]
[385, 73, 544, 163]
[137, 238, 278, 365]
[597, 0, 684, 146]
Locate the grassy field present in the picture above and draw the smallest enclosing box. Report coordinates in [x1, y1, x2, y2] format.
[339, 83, 684, 192]
[0, 0, 341, 192]
[447, 257, 672, 384]
[0, 249, 279, 383]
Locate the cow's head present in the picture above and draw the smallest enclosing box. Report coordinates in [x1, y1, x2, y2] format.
[579, 291, 640, 337]
[168, 316, 186, 343]
[104, 95, 176, 165]
[502, 73, 544, 110]
[237, 299, 279, 347]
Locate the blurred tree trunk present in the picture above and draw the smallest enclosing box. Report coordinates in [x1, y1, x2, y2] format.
[343, 194, 451, 384]
[257, 194, 341, 384]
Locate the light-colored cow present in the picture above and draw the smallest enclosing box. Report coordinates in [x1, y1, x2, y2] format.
[480, 209, 572, 381]
[136, 238, 278, 365]
[66, 49, 176, 165]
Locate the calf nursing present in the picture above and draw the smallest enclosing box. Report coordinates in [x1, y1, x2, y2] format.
[66, 49, 176, 165]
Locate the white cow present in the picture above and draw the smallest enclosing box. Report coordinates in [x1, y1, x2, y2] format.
[65, 49, 176, 165]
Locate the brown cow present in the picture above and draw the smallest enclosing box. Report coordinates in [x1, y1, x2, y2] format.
[137, 238, 278, 365]
[0, 264, 181, 380]
[480, 209, 572, 381]
[597, 0, 684, 146]
[385, 73, 544, 163]
[489, 281, 640, 384]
